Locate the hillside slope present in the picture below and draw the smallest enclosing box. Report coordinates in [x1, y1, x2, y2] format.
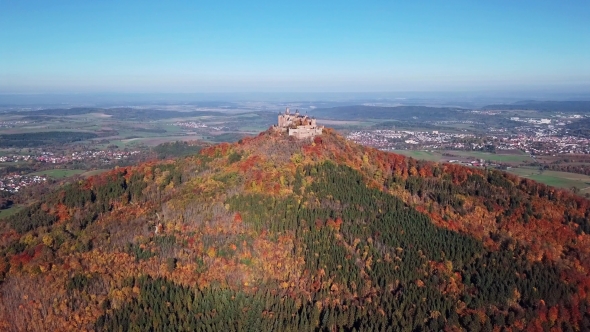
[1, 128, 590, 331]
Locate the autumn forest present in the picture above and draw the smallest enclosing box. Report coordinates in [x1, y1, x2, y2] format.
[1, 128, 590, 331]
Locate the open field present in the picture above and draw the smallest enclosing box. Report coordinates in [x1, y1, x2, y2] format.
[27, 169, 86, 178]
[507, 167, 590, 191]
[535, 155, 590, 164]
[392, 150, 534, 164]
[394, 150, 589, 194]
[0, 205, 22, 219]
[81, 169, 110, 177]
[0, 108, 278, 150]
[0, 162, 24, 166]
[393, 150, 443, 162]
[2, 106, 588, 198]
[100, 138, 145, 149]
[447, 150, 533, 164]
[135, 135, 206, 146]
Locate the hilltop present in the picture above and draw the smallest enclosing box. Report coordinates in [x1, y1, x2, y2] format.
[1, 128, 590, 331]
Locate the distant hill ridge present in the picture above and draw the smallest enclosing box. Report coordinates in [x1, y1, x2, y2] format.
[482, 100, 590, 112]
[311, 105, 463, 120]
[7, 107, 228, 120]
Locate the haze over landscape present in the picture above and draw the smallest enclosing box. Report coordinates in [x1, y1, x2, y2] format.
[1, 1, 590, 331]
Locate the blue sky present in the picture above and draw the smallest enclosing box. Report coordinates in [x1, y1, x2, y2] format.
[1, 0, 589, 93]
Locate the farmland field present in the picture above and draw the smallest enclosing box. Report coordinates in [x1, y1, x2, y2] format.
[27, 169, 86, 178]
[394, 150, 589, 194]
[81, 169, 110, 177]
[392, 150, 533, 164]
[392, 150, 443, 162]
[0, 205, 21, 219]
[447, 150, 533, 164]
[507, 167, 590, 191]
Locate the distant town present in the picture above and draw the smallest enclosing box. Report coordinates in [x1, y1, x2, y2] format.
[0, 174, 46, 193]
[0, 148, 144, 194]
[0, 149, 141, 164]
[347, 114, 590, 160]
[0, 102, 589, 200]
[174, 121, 227, 131]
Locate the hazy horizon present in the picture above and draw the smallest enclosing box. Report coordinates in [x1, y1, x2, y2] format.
[2, 90, 590, 109]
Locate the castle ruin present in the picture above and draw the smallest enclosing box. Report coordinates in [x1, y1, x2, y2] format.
[273, 108, 324, 139]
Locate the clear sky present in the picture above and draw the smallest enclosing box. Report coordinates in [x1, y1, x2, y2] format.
[1, 0, 589, 94]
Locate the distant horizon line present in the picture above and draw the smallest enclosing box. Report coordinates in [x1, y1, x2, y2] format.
[2, 91, 590, 108]
[2, 90, 590, 95]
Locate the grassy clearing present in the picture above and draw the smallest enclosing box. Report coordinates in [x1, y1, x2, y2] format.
[140, 135, 205, 146]
[234, 125, 269, 132]
[116, 138, 144, 147]
[0, 205, 22, 219]
[0, 127, 97, 135]
[160, 124, 185, 133]
[81, 169, 109, 177]
[94, 138, 145, 149]
[507, 167, 590, 191]
[0, 162, 24, 166]
[392, 150, 443, 162]
[448, 151, 532, 163]
[390, 150, 532, 164]
[27, 169, 86, 178]
[393, 150, 589, 193]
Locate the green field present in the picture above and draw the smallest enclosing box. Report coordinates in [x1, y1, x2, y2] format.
[27, 169, 86, 178]
[0, 162, 24, 166]
[448, 151, 533, 164]
[507, 167, 590, 192]
[0, 205, 22, 219]
[393, 150, 443, 162]
[81, 169, 109, 177]
[392, 150, 533, 164]
[161, 124, 185, 133]
[0, 108, 273, 150]
[105, 139, 144, 148]
[393, 150, 589, 194]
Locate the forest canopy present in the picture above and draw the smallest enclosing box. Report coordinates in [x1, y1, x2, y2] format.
[0, 128, 589, 331]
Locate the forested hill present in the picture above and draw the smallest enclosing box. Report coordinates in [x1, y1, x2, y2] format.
[1, 128, 590, 331]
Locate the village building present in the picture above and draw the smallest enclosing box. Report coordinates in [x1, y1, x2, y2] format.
[273, 108, 323, 139]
